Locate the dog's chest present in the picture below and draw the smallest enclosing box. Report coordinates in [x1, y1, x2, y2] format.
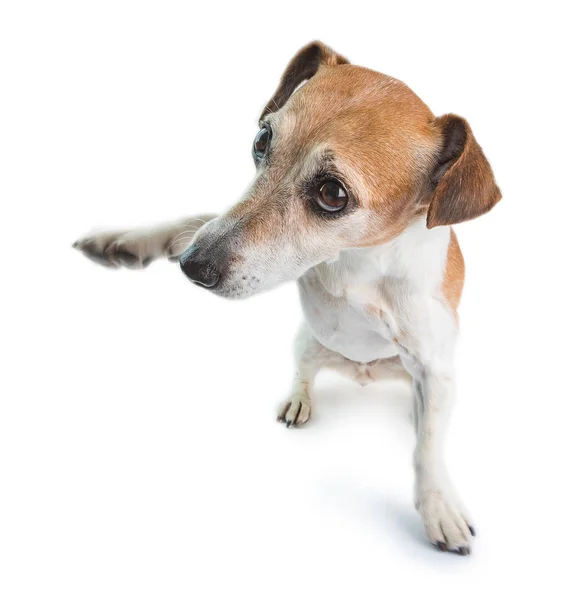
[296, 219, 451, 364]
[297, 260, 399, 363]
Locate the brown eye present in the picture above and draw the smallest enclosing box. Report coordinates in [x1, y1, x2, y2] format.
[253, 127, 271, 159]
[316, 180, 348, 212]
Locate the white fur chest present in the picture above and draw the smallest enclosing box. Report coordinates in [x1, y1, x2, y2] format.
[297, 217, 451, 363]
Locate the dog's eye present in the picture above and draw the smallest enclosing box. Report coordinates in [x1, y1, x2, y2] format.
[315, 180, 348, 212]
[253, 127, 271, 159]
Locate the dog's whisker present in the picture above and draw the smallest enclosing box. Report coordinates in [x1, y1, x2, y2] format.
[170, 233, 200, 246]
[169, 218, 211, 241]
[170, 228, 203, 245]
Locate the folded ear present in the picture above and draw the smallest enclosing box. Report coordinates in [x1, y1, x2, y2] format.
[427, 114, 501, 228]
[260, 41, 349, 120]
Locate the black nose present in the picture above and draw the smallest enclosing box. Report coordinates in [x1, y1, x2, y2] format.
[179, 248, 220, 288]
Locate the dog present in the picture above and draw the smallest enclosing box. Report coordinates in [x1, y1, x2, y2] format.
[73, 41, 501, 555]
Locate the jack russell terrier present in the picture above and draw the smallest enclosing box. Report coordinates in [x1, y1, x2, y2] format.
[73, 42, 501, 555]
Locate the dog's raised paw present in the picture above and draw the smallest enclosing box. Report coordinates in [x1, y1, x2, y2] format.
[277, 394, 312, 427]
[416, 490, 475, 555]
[73, 231, 154, 269]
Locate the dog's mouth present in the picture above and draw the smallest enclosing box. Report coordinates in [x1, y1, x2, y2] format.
[214, 275, 263, 299]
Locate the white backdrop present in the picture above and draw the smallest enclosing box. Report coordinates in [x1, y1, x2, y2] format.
[1, 1, 571, 598]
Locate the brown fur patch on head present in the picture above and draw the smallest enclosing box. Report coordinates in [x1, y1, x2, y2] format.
[266, 64, 440, 245]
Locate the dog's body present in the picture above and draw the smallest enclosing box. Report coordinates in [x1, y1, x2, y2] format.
[74, 42, 500, 555]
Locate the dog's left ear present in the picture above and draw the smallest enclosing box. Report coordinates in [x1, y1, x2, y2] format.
[427, 114, 501, 228]
[260, 41, 349, 119]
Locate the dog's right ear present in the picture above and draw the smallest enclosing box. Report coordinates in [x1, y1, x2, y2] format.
[260, 41, 349, 120]
[426, 114, 501, 228]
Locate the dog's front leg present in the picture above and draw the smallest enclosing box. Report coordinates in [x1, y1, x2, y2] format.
[73, 214, 217, 268]
[413, 366, 475, 555]
[277, 325, 323, 427]
[397, 302, 475, 555]
[277, 324, 348, 428]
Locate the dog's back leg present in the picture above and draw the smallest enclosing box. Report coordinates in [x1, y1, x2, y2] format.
[73, 214, 217, 269]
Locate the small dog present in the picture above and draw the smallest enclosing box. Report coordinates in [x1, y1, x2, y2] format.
[74, 42, 501, 555]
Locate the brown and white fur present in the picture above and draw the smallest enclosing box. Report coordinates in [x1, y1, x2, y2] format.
[73, 42, 501, 555]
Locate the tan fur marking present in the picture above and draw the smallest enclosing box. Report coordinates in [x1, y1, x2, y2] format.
[442, 228, 465, 313]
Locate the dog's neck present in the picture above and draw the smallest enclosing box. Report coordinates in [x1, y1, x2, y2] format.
[312, 216, 451, 299]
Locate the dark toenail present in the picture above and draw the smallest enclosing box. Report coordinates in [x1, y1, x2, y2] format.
[468, 526, 476, 537]
[437, 542, 447, 551]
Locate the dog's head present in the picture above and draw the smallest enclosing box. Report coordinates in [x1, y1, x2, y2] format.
[180, 41, 501, 298]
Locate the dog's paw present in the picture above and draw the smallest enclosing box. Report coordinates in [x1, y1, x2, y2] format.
[416, 490, 475, 555]
[73, 231, 158, 269]
[277, 394, 312, 428]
